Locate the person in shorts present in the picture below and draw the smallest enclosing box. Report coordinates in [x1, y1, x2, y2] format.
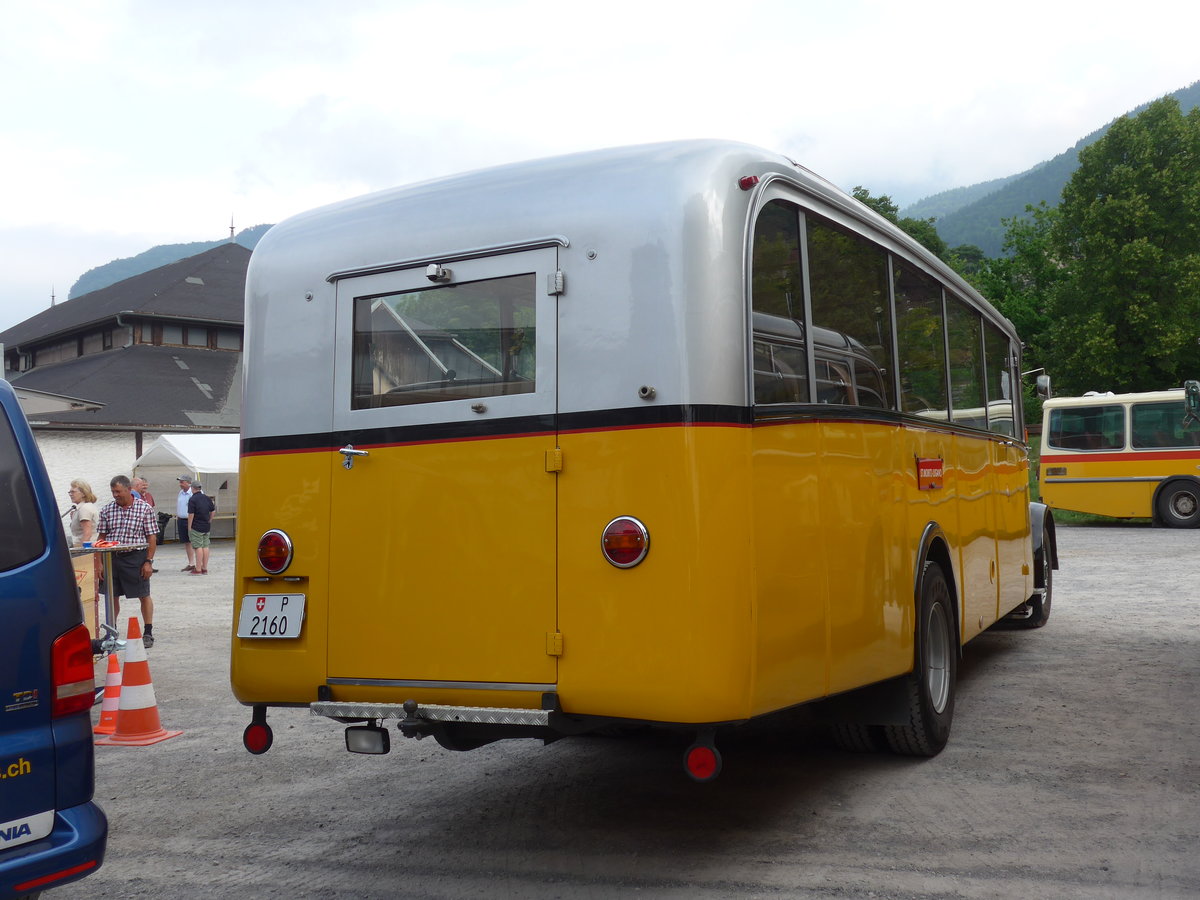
[187, 482, 217, 575]
[97, 474, 158, 647]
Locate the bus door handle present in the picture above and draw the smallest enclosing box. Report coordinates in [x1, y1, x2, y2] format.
[338, 445, 369, 469]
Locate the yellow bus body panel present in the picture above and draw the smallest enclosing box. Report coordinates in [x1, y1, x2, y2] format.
[232, 420, 1031, 721]
[557, 425, 755, 723]
[1040, 454, 1198, 518]
[231, 450, 332, 705]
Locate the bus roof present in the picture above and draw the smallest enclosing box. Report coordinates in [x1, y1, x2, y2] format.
[252, 140, 1015, 338]
[1043, 387, 1187, 409]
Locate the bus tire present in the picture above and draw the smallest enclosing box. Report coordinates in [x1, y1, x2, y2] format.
[1015, 547, 1053, 629]
[1157, 481, 1200, 528]
[884, 562, 956, 757]
[830, 722, 884, 753]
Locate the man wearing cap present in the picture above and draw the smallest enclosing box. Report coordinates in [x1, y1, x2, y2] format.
[176, 476, 197, 572]
[187, 482, 217, 575]
[97, 474, 159, 648]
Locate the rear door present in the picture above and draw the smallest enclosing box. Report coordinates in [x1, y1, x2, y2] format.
[326, 248, 560, 688]
[0, 387, 72, 853]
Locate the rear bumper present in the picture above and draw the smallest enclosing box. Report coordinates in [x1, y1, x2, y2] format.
[0, 801, 107, 895]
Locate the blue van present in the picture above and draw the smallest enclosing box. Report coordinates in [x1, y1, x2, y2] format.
[0, 378, 106, 897]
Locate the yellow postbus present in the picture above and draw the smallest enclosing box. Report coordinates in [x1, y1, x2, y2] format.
[1039, 385, 1200, 527]
[231, 141, 1058, 780]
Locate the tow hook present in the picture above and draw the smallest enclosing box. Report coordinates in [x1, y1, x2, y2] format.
[397, 699, 435, 740]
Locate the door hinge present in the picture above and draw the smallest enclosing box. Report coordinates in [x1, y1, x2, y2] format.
[546, 632, 564, 656]
[545, 448, 563, 472]
[547, 270, 565, 295]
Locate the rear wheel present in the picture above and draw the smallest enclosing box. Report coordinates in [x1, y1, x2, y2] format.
[830, 721, 885, 753]
[1157, 481, 1200, 528]
[1015, 547, 1053, 629]
[885, 562, 956, 757]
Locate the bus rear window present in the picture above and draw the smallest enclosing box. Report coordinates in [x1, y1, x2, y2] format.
[351, 274, 536, 409]
[1047, 405, 1125, 451]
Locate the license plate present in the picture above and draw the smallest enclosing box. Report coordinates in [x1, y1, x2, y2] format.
[238, 594, 306, 638]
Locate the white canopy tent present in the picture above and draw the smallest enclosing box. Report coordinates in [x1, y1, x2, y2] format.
[133, 434, 240, 538]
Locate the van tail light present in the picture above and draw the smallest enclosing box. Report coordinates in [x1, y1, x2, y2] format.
[601, 516, 650, 568]
[52, 624, 95, 718]
[257, 529, 293, 574]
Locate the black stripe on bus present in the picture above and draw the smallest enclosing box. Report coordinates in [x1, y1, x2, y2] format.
[242, 403, 1017, 456]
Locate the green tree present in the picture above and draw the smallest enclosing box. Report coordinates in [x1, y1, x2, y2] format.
[1045, 97, 1200, 393]
[852, 186, 948, 259]
[972, 203, 1062, 360]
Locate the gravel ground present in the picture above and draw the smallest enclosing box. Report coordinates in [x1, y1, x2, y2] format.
[55, 524, 1200, 899]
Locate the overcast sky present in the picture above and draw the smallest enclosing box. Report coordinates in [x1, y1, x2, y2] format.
[2, 0, 1197, 333]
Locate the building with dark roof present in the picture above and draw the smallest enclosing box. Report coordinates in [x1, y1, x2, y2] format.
[0, 242, 249, 513]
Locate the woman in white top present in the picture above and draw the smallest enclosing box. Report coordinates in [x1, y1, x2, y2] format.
[67, 480, 100, 547]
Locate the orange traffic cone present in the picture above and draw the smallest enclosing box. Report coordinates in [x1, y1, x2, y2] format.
[95, 619, 182, 747]
[93, 653, 122, 735]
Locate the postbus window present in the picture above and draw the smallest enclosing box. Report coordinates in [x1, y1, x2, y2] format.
[1131, 401, 1200, 449]
[351, 273, 536, 408]
[752, 200, 808, 404]
[1046, 405, 1125, 450]
[946, 297, 985, 428]
[805, 216, 894, 408]
[894, 263, 947, 417]
[982, 321, 1016, 436]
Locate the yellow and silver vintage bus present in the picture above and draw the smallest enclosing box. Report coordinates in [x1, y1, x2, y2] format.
[231, 141, 1058, 779]
[1039, 384, 1200, 527]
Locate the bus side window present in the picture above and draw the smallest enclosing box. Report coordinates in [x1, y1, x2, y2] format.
[805, 215, 894, 409]
[1048, 405, 1124, 450]
[894, 264, 948, 417]
[982, 321, 1016, 436]
[752, 200, 809, 405]
[1132, 401, 1198, 449]
[946, 296, 986, 428]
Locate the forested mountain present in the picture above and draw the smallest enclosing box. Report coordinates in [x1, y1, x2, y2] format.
[902, 80, 1200, 256]
[68, 224, 272, 298]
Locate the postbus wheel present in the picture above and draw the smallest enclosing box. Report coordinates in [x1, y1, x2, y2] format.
[829, 722, 886, 753]
[1157, 481, 1200, 528]
[884, 562, 956, 757]
[1015, 547, 1053, 629]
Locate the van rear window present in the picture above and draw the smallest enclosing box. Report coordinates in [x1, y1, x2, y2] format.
[0, 411, 47, 572]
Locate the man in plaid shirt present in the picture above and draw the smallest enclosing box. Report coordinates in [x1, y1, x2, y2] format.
[98, 474, 160, 648]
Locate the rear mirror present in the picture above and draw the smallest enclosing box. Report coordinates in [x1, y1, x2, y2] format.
[1036, 374, 1052, 401]
[1183, 380, 1200, 430]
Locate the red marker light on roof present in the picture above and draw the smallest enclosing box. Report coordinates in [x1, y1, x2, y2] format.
[738, 175, 760, 191]
[601, 516, 650, 568]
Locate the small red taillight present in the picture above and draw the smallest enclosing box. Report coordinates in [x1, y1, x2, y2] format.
[243, 721, 274, 755]
[685, 744, 722, 781]
[257, 530, 293, 574]
[738, 175, 760, 191]
[601, 516, 650, 568]
[52, 624, 95, 718]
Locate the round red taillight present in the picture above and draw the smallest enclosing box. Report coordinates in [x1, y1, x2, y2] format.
[601, 516, 649, 568]
[243, 721, 274, 755]
[685, 744, 722, 781]
[257, 529, 293, 574]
